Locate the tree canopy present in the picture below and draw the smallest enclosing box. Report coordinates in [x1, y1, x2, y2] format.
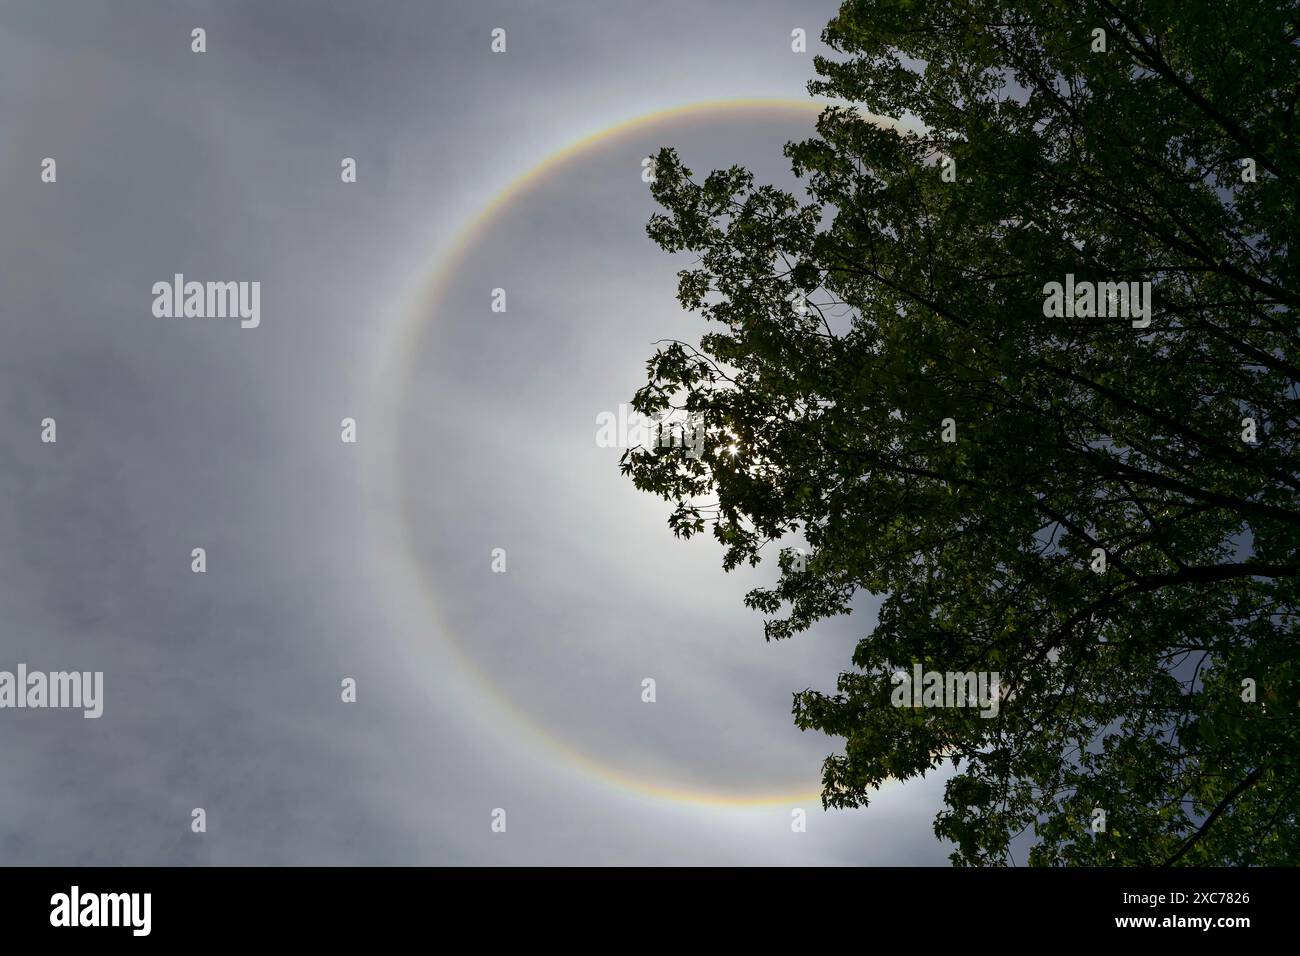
[624, 0, 1300, 864]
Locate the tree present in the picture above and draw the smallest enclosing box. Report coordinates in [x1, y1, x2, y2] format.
[624, 0, 1300, 865]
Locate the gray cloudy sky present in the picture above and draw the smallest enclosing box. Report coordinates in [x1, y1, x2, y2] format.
[0, 0, 952, 865]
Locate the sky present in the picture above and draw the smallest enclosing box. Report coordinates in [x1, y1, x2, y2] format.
[0, 0, 953, 865]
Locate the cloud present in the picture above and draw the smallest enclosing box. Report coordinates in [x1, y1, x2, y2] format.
[0, 0, 949, 865]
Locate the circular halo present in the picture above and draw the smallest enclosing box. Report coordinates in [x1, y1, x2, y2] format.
[368, 98, 892, 808]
